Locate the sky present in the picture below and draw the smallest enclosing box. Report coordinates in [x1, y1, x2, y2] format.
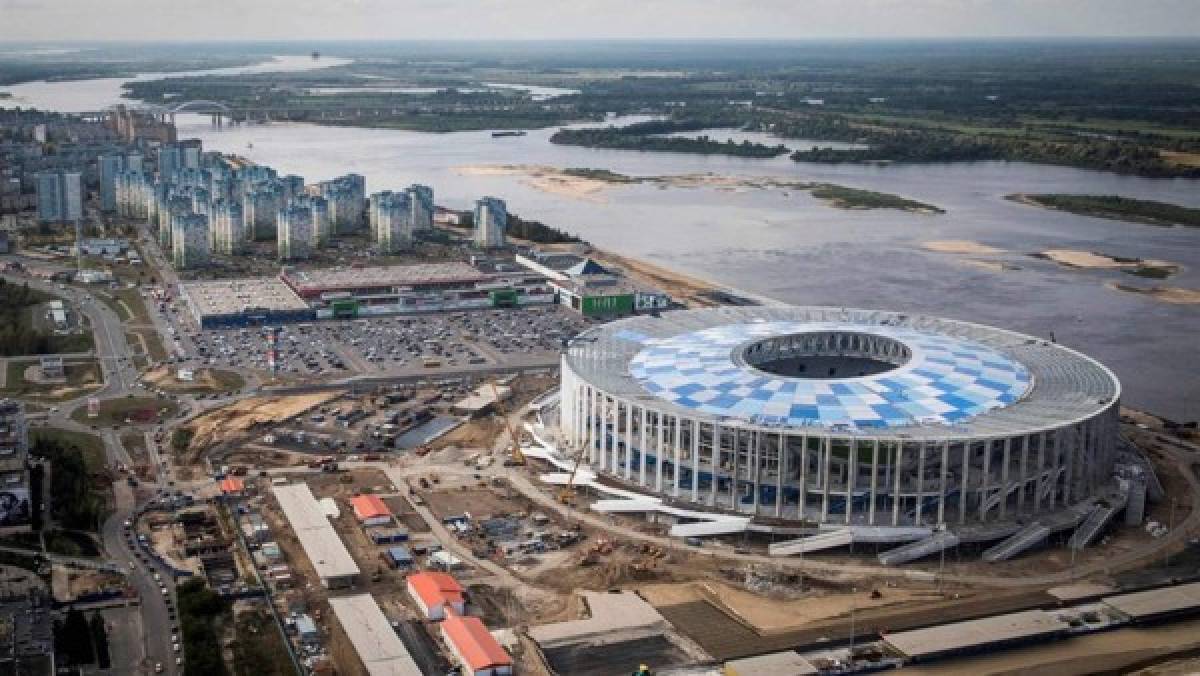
[1, 0, 1198, 41]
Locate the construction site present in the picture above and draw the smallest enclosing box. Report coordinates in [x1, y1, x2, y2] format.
[150, 331, 1200, 676]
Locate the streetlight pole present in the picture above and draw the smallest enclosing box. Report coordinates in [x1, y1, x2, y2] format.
[849, 585, 857, 657]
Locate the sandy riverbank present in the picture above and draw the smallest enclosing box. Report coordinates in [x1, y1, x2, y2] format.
[1108, 283, 1200, 305]
[1038, 249, 1179, 273]
[456, 164, 941, 212]
[922, 240, 1006, 255]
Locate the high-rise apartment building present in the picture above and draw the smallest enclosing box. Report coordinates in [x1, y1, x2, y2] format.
[473, 196, 507, 249]
[35, 171, 83, 223]
[278, 204, 314, 260]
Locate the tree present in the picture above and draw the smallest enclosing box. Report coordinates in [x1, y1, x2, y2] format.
[90, 612, 111, 669]
[55, 608, 95, 665]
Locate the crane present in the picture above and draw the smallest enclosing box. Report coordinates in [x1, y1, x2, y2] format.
[491, 379, 525, 466]
[557, 443, 586, 505]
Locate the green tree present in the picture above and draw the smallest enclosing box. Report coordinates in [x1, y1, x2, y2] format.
[90, 612, 111, 669]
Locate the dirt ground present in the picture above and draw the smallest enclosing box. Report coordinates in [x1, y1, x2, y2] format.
[50, 566, 124, 602]
[184, 391, 342, 458]
[640, 580, 938, 634]
[142, 365, 242, 393]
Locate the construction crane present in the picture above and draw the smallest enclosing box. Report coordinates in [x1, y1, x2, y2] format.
[491, 379, 525, 466]
[557, 443, 586, 505]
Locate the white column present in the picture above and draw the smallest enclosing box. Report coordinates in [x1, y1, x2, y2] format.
[960, 442, 970, 525]
[820, 437, 832, 522]
[691, 420, 700, 503]
[752, 431, 761, 515]
[655, 412, 665, 493]
[979, 439, 992, 521]
[846, 441, 858, 525]
[639, 408, 648, 486]
[710, 424, 721, 507]
[938, 441, 950, 526]
[915, 441, 926, 526]
[624, 401, 634, 480]
[892, 443, 904, 526]
[998, 437, 1011, 519]
[775, 433, 785, 518]
[868, 439, 880, 526]
[798, 436, 808, 520]
[672, 416, 682, 498]
[1016, 435, 1029, 512]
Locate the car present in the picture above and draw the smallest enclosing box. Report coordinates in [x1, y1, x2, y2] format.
[176, 657, 183, 666]
[123, 520, 132, 528]
[172, 642, 180, 653]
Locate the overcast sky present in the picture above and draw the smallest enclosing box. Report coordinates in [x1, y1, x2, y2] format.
[1, 0, 1198, 41]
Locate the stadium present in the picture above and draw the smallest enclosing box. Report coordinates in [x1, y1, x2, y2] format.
[559, 307, 1123, 539]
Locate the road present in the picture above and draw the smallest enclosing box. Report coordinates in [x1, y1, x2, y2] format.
[2, 268, 182, 674]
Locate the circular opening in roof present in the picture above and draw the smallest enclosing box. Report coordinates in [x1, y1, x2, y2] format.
[737, 330, 911, 379]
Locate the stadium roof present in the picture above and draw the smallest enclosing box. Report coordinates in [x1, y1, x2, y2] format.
[272, 483, 359, 582]
[565, 307, 1120, 439]
[328, 594, 422, 676]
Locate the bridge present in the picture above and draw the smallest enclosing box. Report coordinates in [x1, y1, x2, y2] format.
[98, 99, 495, 127]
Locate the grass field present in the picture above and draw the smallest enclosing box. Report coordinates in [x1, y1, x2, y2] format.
[69, 396, 179, 427]
[0, 359, 103, 400]
[29, 427, 107, 473]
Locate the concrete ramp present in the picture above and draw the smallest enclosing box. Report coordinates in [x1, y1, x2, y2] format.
[769, 529, 854, 556]
[669, 519, 751, 537]
[983, 508, 1089, 562]
[1069, 492, 1129, 550]
[879, 530, 961, 566]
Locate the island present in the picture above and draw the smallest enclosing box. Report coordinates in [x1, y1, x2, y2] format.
[550, 119, 789, 158]
[1008, 194, 1200, 228]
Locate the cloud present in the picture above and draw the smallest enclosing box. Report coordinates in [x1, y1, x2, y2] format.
[1, 0, 1197, 41]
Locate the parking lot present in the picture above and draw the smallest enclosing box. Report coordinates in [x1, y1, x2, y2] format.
[163, 304, 588, 378]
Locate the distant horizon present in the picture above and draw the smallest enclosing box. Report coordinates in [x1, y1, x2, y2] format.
[4, 36, 1200, 45]
[2, 0, 1198, 42]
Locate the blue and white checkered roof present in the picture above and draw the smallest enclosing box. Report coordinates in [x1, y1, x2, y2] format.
[628, 321, 1032, 430]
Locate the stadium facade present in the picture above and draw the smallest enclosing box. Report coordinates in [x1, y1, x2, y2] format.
[560, 307, 1121, 528]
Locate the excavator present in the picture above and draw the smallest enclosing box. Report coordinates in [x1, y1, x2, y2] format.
[491, 379, 525, 467]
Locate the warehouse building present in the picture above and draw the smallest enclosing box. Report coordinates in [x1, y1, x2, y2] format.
[328, 594, 422, 676]
[272, 483, 359, 589]
[551, 275, 670, 318]
[1102, 581, 1200, 624]
[440, 611, 513, 676]
[406, 572, 466, 621]
[351, 494, 393, 526]
[881, 609, 1070, 662]
[181, 277, 314, 329]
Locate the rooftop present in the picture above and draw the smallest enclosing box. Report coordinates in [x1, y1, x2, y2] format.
[271, 483, 359, 581]
[351, 494, 392, 521]
[881, 609, 1069, 659]
[407, 572, 465, 609]
[725, 651, 818, 675]
[328, 594, 422, 676]
[442, 612, 512, 671]
[282, 262, 486, 292]
[182, 277, 309, 317]
[1103, 581, 1200, 621]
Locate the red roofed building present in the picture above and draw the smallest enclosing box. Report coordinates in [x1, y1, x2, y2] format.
[220, 477, 245, 495]
[406, 572, 466, 620]
[350, 494, 393, 526]
[440, 611, 512, 676]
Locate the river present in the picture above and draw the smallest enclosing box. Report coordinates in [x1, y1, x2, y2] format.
[4, 56, 1199, 419]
